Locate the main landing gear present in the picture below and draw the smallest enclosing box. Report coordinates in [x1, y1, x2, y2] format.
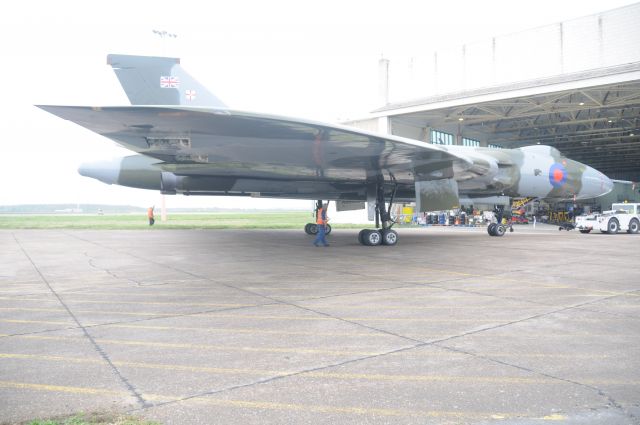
[358, 181, 398, 246]
[487, 204, 514, 237]
[304, 200, 331, 236]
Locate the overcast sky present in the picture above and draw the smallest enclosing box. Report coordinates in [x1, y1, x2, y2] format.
[1, 0, 637, 210]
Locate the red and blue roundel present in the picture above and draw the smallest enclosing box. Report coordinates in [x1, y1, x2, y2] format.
[549, 163, 567, 188]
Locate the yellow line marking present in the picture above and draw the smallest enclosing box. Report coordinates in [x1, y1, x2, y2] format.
[0, 379, 533, 419]
[0, 320, 395, 338]
[394, 351, 620, 360]
[0, 353, 287, 376]
[543, 414, 568, 420]
[296, 304, 544, 311]
[5, 295, 551, 310]
[0, 307, 510, 322]
[199, 313, 503, 323]
[0, 296, 256, 308]
[104, 324, 394, 338]
[394, 266, 476, 277]
[7, 321, 636, 341]
[483, 276, 640, 297]
[0, 380, 125, 397]
[189, 397, 469, 418]
[301, 371, 553, 384]
[0, 379, 522, 419]
[65, 287, 421, 296]
[2, 353, 637, 385]
[13, 335, 379, 356]
[0, 307, 174, 317]
[0, 319, 75, 326]
[1, 306, 629, 323]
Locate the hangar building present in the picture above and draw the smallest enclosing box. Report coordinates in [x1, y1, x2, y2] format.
[348, 3, 640, 200]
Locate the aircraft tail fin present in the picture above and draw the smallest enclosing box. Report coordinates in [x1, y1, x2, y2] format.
[107, 54, 226, 108]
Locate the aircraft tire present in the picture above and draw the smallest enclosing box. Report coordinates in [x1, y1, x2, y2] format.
[606, 218, 619, 234]
[362, 229, 382, 246]
[487, 223, 497, 236]
[494, 224, 506, 237]
[381, 229, 398, 246]
[304, 223, 313, 235]
[309, 224, 318, 235]
[579, 229, 591, 234]
[358, 229, 367, 245]
[628, 218, 639, 234]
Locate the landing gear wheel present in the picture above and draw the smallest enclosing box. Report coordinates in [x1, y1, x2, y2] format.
[361, 229, 382, 246]
[494, 224, 506, 237]
[606, 218, 619, 234]
[308, 224, 318, 235]
[487, 223, 497, 236]
[579, 229, 591, 234]
[325, 224, 332, 235]
[358, 229, 368, 245]
[304, 223, 313, 235]
[628, 218, 639, 234]
[381, 229, 398, 246]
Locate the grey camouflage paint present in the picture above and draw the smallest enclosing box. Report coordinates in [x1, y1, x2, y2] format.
[49, 54, 614, 213]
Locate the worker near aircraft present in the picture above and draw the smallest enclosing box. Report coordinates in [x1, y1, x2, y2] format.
[313, 203, 329, 247]
[147, 206, 155, 226]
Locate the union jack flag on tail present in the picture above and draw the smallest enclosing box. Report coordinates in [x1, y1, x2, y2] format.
[160, 76, 180, 88]
[107, 54, 227, 107]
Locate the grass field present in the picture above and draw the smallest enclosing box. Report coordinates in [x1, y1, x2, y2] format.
[20, 411, 159, 425]
[0, 212, 362, 230]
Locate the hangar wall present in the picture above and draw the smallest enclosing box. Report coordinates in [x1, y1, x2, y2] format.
[388, 3, 640, 102]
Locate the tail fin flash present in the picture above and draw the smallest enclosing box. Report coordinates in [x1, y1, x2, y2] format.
[107, 54, 226, 108]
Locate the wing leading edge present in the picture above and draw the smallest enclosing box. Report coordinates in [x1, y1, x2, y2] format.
[37, 105, 471, 187]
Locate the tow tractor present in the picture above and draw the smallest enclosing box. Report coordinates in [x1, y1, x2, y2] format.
[575, 203, 640, 234]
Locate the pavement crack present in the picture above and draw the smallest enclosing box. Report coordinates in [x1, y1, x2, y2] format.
[0, 302, 280, 339]
[130, 341, 426, 412]
[85, 252, 146, 286]
[59, 231, 640, 420]
[11, 233, 151, 409]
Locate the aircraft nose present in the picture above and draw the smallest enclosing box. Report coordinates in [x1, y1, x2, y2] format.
[78, 158, 122, 185]
[580, 165, 613, 199]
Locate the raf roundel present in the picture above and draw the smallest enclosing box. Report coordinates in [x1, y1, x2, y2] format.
[548, 163, 567, 188]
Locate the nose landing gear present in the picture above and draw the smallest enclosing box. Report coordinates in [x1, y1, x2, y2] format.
[487, 204, 513, 237]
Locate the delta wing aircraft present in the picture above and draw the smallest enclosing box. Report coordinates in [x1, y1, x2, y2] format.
[39, 54, 613, 245]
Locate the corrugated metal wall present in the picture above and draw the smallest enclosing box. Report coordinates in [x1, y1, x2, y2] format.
[390, 3, 640, 101]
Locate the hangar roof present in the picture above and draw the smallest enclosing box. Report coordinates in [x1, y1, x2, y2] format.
[375, 63, 640, 182]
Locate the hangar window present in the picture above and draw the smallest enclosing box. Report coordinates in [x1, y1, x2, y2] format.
[431, 130, 454, 145]
[488, 143, 501, 149]
[462, 137, 480, 147]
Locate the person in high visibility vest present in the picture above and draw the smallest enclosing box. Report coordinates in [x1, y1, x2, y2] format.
[147, 206, 155, 226]
[313, 203, 329, 247]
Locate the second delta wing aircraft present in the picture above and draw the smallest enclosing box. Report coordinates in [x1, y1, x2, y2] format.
[39, 54, 613, 245]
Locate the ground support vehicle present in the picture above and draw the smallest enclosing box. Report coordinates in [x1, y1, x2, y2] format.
[575, 203, 640, 234]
